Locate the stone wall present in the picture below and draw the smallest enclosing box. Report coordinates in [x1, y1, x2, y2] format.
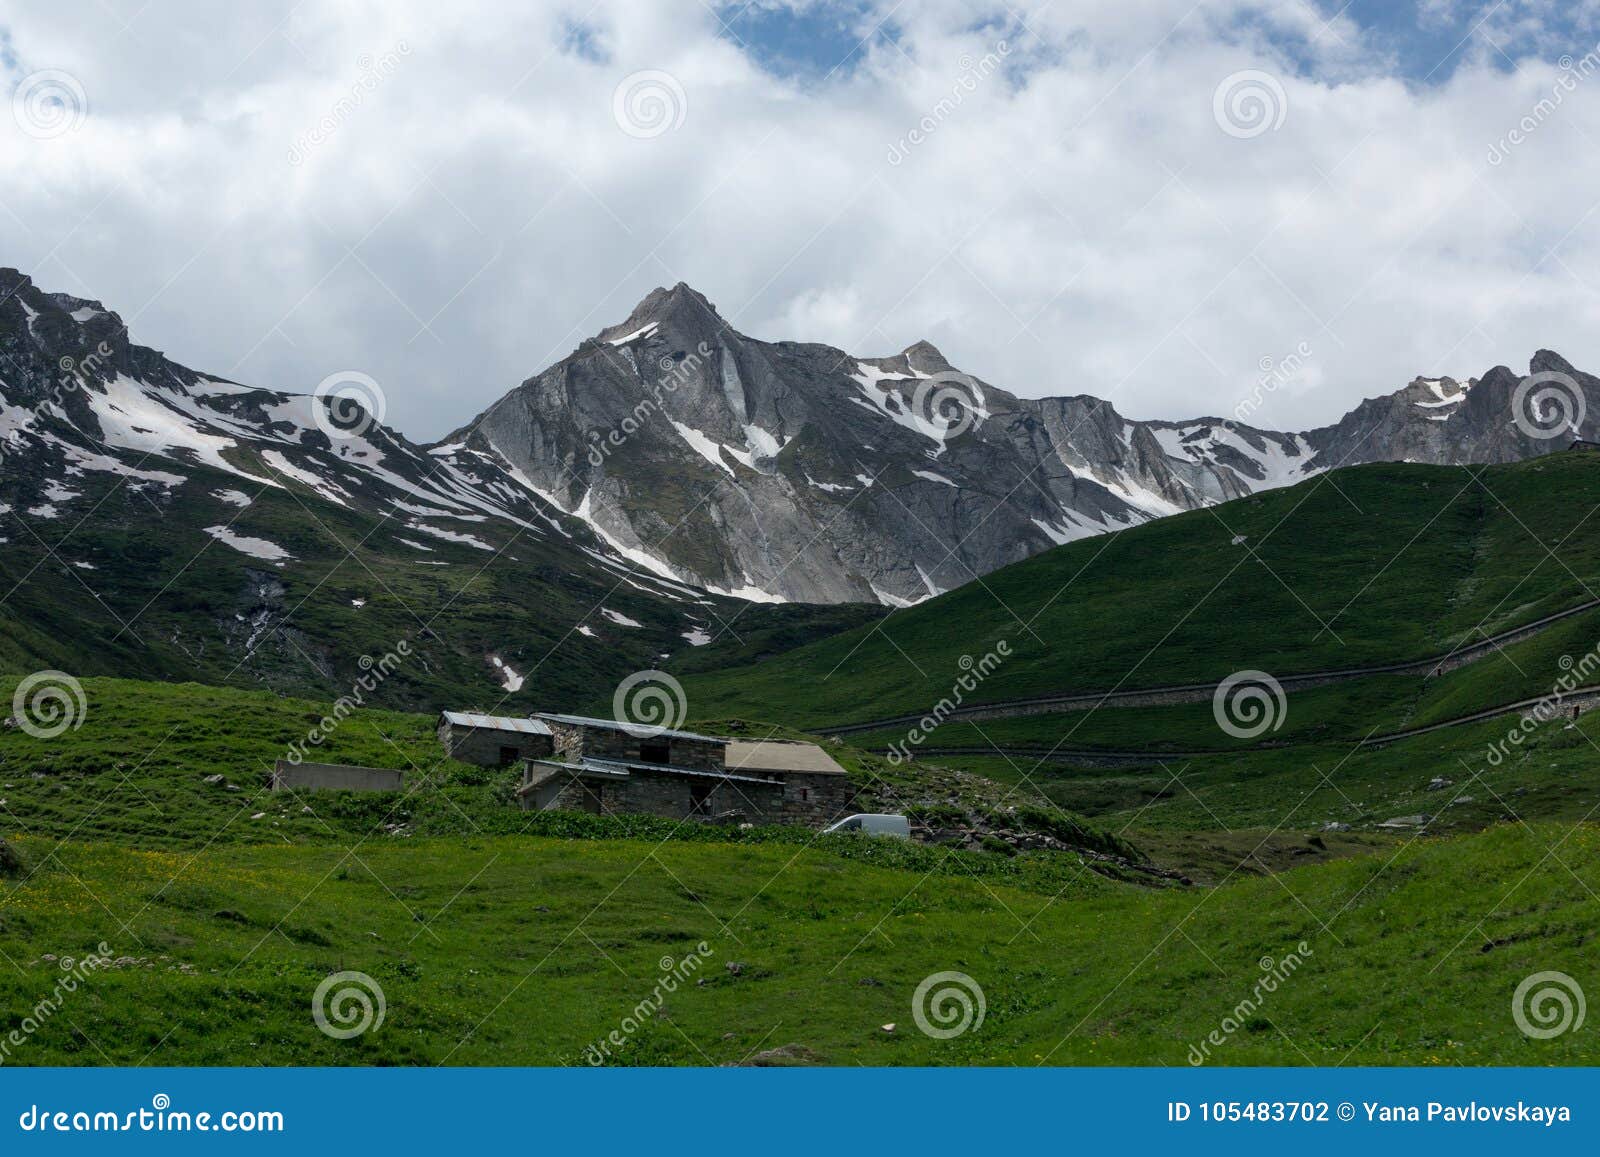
[563, 723, 727, 770]
[547, 721, 586, 761]
[521, 763, 852, 828]
[439, 721, 553, 767]
[778, 771, 858, 826]
[271, 761, 403, 792]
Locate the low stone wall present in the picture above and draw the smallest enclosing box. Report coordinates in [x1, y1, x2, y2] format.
[271, 761, 403, 792]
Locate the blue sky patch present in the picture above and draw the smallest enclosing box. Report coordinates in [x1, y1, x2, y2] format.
[714, 1, 901, 81]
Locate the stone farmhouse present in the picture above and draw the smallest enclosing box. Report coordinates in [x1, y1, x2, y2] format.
[437, 711, 555, 766]
[509, 713, 855, 827]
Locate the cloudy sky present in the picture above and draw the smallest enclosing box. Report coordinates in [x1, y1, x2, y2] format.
[3, 0, 1600, 439]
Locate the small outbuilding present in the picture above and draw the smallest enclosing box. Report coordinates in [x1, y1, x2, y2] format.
[437, 711, 554, 767]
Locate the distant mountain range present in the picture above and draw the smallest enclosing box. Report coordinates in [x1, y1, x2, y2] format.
[3, 266, 1595, 617]
[445, 281, 1598, 603]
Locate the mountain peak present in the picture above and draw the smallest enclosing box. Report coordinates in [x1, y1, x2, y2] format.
[1531, 349, 1578, 376]
[900, 339, 950, 374]
[599, 282, 729, 346]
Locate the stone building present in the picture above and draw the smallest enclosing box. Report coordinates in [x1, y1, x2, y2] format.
[514, 714, 855, 827]
[725, 739, 855, 826]
[437, 711, 554, 767]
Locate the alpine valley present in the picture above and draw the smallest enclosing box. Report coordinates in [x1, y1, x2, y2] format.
[1, 266, 1597, 709]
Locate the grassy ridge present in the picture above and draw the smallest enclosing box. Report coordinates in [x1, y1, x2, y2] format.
[679, 457, 1600, 728]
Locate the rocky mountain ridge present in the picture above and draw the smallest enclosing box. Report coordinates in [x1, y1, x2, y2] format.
[447, 282, 1597, 603]
[4, 267, 1595, 612]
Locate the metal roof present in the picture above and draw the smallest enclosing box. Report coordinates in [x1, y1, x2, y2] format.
[439, 711, 552, 735]
[519, 756, 781, 787]
[531, 712, 724, 744]
[725, 739, 848, 776]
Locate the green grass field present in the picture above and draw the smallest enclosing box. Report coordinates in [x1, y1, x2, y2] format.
[0, 676, 1596, 1066]
[2, 822, 1595, 1066]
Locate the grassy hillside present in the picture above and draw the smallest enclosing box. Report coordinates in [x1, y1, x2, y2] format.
[0, 676, 1150, 901]
[0, 455, 872, 713]
[677, 455, 1600, 727]
[2, 822, 1595, 1065]
[1, 671, 1595, 1067]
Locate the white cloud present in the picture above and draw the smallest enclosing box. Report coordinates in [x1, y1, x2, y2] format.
[2, 0, 1600, 441]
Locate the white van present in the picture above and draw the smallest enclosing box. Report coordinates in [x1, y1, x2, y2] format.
[822, 813, 911, 839]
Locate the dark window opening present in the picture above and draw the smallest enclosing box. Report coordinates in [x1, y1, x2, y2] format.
[639, 741, 670, 764]
[499, 745, 520, 766]
[689, 780, 713, 815]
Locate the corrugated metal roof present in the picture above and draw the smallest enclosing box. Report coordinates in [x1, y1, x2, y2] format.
[439, 711, 552, 735]
[725, 739, 848, 776]
[532, 712, 724, 744]
[519, 756, 781, 787]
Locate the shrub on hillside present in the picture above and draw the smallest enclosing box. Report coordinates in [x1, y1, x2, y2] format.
[0, 837, 26, 878]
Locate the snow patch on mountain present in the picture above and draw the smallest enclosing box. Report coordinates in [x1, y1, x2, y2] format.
[490, 655, 524, 692]
[87, 375, 275, 486]
[404, 521, 494, 551]
[203, 525, 292, 562]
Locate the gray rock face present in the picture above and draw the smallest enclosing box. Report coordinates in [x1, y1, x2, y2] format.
[6, 267, 1595, 609]
[0, 266, 697, 607]
[447, 284, 1322, 604]
[458, 283, 1589, 604]
[1302, 350, 1600, 468]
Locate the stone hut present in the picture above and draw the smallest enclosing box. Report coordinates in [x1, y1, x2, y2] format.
[514, 715, 855, 827]
[437, 711, 554, 767]
[724, 739, 855, 825]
